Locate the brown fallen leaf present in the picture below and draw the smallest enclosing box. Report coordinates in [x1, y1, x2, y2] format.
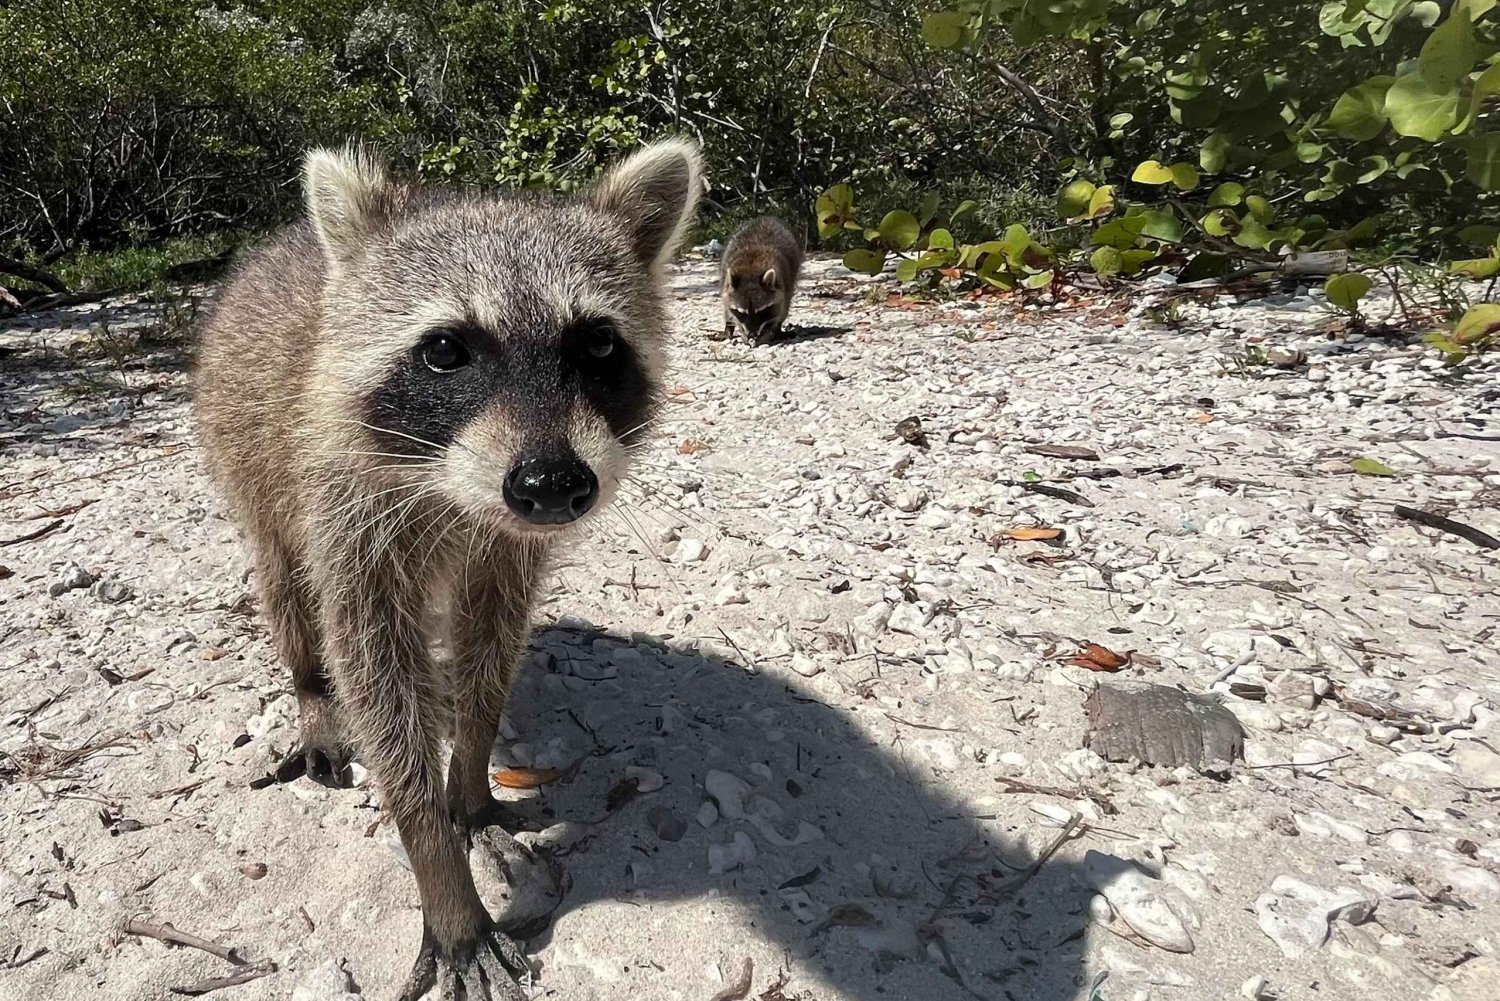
[664, 385, 693, 397]
[1067, 642, 1130, 672]
[1190, 412, 1214, 424]
[677, 438, 710, 455]
[201, 647, 227, 661]
[999, 526, 1064, 542]
[1024, 443, 1100, 461]
[492, 767, 563, 790]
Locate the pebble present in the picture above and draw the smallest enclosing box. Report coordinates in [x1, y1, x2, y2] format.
[1254, 875, 1377, 958]
[291, 959, 362, 1001]
[707, 831, 756, 874]
[789, 652, 822, 677]
[47, 563, 93, 596]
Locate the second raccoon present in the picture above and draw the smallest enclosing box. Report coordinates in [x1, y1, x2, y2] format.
[720, 216, 802, 342]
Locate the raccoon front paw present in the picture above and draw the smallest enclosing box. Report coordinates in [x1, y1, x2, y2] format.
[397, 921, 533, 1001]
[272, 741, 354, 788]
[470, 826, 567, 939]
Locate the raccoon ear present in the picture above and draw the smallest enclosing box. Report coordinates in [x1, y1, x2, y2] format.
[303, 146, 397, 266]
[590, 138, 704, 267]
[763, 268, 779, 289]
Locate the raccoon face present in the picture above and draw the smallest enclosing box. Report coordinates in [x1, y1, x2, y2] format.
[305, 140, 703, 534]
[725, 269, 782, 336]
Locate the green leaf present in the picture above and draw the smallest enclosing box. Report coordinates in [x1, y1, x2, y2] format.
[1022, 470, 1042, 483]
[1327, 77, 1393, 140]
[949, 199, 979, 226]
[921, 11, 969, 49]
[843, 248, 886, 276]
[816, 184, 856, 240]
[1357, 155, 1390, 183]
[1456, 64, 1500, 134]
[1457, 223, 1500, 246]
[1131, 159, 1175, 184]
[927, 228, 955, 252]
[1466, 133, 1500, 190]
[1207, 182, 1244, 207]
[1385, 72, 1460, 141]
[1351, 457, 1399, 477]
[1169, 163, 1201, 190]
[1419, 7, 1478, 92]
[1137, 209, 1183, 243]
[877, 210, 921, 251]
[1449, 256, 1500, 278]
[1325, 272, 1373, 312]
[918, 191, 942, 227]
[1233, 216, 1274, 250]
[1200, 131, 1232, 173]
[1056, 179, 1097, 218]
[1091, 216, 1148, 249]
[1090, 246, 1124, 275]
[1201, 208, 1239, 237]
[1455, 303, 1500, 344]
[894, 258, 920, 282]
[1244, 195, 1274, 222]
[1086, 184, 1117, 219]
[1022, 269, 1054, 289]
[1120, 249, 1158, 274]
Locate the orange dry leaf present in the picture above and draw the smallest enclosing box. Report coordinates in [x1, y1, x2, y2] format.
[677, 438, 710, 455]
[1003, 526, 1064, 541]
[664, 385, 693, 397]
[1190, 412, 1214, 424]
[492, 767, 563, 790]
[1067, 642, 1130, 672]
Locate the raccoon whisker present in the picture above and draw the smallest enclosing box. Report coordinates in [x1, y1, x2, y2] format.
[338, 418, 456, 456]
[323, 480, 437, 523]
[619, 477, 731, 533]
[330, 450, 445, 463]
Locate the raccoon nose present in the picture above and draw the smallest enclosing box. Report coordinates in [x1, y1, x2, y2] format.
[503, 458, 599, 524]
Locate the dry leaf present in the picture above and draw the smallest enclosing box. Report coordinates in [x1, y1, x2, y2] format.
[677, 438, 710, 455]
[664, 385, 692, 397]
[492, 767, 563, 789]
[201, 647, 227, 661]
[1002, 526, 1064, 541]
[1067, 642, 1130, 672]
[1190, 413, 1214, 424]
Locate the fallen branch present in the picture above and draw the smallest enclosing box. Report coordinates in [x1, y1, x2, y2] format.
[0, 518, 65, 546]
[121, 918, 277, 996]
[708, 957, 753, 1001]
[0, 254, 68, 293]
[1393, 505, 1500, 550]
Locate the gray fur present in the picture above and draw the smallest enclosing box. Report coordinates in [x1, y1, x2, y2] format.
[720, 216, 803, 343]
[191, 139, 702, 1000]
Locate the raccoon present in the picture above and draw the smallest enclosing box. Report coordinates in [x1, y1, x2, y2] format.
[191, 139, 702, 1001]
[720, 216, 802, 343]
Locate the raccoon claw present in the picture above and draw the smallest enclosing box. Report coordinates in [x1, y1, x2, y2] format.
[273, 743, 353, 788]
[397, 923, 532, 1001]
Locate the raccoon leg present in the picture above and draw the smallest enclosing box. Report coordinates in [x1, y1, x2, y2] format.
[445, 539, 545, 831]
[256, 536, 353, 787]
[320, 571, 531, 1001]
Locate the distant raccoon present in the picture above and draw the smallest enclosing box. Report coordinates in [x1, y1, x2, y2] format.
[191, 139, 702, 1001]
[720, 216, 802, 343]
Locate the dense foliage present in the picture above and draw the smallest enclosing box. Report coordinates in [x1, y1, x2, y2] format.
[2, 0, 1496, 353]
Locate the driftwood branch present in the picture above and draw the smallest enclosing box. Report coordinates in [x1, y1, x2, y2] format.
[0, 254, 68, 294]
[1394, 505, 1500, 550]
[120, 918, 277, 996]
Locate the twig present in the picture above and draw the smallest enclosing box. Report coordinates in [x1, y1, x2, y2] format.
[0, 518, 64, 546]
[1393, 505, 1500, 550]
[121, 918, 252, 965]
[1244, 751, 1352, 770]
[999, 814, 1083, 893]
[169, 965, 277, 996]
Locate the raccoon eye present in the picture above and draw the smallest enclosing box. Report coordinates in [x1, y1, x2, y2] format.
[586, 328, 615, 359]
[419, 332, 470, 373]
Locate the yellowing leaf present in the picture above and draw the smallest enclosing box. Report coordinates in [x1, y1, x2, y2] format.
[1003, 526, 1064, 541]
[1131, 160, 1175, 185]
[1350, 457, 1399, 477]
[1454, 303, 1500, 344]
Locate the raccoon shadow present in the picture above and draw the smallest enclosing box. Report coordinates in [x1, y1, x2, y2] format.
[502, 625, 1093, 1001]
[773, 322, 854, 345]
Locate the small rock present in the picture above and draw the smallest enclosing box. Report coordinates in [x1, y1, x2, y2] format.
[892, 489, 928, 513]
[671, 538, 708, 563]
[704, 770, 751, 820]
[91, 579, 134, 604]
[1452, 743, 1500, 789]
[707, 831, 756, 874]
[789, 652, 822, 678]
[291, 958, 362, 1001]
[626, 766, 664, 793]
[695, 800, 719, 828]
[647, 806, 687, 842]
[1253, 875, 1376, 958]
[48, 563, 93, 596]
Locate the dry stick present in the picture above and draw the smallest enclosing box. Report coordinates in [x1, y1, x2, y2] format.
[0, 518, 64, 546]
[1000, 813, 1084, 894]
[1393, 505, 1500, 550]
[169, 965, 277, 996]
[121, 918, 274, 971]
